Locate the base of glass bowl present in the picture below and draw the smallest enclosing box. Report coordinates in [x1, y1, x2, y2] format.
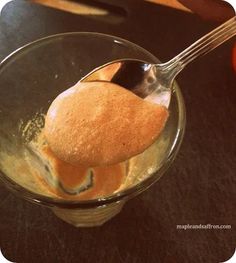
[52, 201, 125, 227]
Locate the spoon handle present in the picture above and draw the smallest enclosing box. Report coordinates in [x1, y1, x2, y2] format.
[162, 16, 236, 79]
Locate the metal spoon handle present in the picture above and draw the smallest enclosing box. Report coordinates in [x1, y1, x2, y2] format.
[161, 16, 236, 81]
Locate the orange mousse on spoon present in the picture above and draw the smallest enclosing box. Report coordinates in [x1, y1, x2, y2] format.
[44, 81, 169, 167]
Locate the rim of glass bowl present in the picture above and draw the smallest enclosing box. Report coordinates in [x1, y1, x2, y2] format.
[0, 32, 186, 209]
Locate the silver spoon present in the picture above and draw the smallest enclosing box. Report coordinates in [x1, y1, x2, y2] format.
[81, 16, 236, 107]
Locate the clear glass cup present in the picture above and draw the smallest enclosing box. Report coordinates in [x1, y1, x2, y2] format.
[0, 32, 185, 227]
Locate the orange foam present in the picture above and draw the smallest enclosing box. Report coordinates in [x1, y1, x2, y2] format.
[45, 81, 168, 166]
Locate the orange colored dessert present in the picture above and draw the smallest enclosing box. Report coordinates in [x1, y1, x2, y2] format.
[33, 142, 126, 200]
[45, 81, 169, 167]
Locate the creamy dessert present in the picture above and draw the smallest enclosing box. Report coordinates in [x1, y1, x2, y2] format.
[34, 141, 126, 200]
[45, 81, 169, 167]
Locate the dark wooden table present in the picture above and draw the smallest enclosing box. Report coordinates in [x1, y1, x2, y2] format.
[0, 1, 235, 262]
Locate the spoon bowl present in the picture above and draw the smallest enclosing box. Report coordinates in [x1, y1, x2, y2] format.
[81, 59, 171, 107]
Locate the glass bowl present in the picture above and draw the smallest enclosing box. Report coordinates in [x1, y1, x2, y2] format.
[0, 32, 185, 227]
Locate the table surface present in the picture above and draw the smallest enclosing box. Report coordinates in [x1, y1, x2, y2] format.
[0, 1, 235, 263]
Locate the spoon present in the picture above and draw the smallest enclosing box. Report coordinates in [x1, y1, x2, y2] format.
[81, 16, 236, 107]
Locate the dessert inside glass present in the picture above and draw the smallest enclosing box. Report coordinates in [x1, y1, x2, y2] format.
[0, 33, 185, 227]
